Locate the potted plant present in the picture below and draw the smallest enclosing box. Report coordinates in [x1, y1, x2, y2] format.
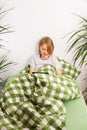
[0, 3, 14, 87]
[66, 16, 87, 103]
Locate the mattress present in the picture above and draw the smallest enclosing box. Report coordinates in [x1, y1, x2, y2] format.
[65, 93, 87, 130]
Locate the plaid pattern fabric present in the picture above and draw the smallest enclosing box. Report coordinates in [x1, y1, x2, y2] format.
[0, 64, 80, 130]
[57, 57, 81, 79]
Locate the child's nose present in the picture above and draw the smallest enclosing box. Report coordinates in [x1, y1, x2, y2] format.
[44, 50, 47, 53]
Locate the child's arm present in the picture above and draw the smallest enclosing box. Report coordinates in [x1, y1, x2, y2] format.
[30, 66, 35, 75]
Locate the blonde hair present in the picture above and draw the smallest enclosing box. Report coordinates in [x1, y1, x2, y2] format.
[38, 36, 54, 55]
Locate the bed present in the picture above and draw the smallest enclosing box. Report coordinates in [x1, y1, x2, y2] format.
[0, 57, 87, 130]
[65, 93, 87, 130]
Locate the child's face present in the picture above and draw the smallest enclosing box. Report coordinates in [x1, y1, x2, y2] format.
[39, 43, 50, 59]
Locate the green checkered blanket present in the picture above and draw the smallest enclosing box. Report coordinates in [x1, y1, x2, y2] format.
[0, 64, 80, 130]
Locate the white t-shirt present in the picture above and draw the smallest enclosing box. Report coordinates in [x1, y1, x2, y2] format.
[28, 55, 61, 71]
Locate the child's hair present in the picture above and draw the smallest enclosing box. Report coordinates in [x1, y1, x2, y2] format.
[38, 36, 54, 55]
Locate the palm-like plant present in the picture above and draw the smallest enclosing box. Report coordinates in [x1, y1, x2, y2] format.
[66, 16, 87, 102]
[0, 3, 14, 86]
[0, 51, 14, 86]
[66, 16, 87, 67]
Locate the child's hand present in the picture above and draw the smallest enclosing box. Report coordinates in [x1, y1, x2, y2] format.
[56, 69, 62, 76]
[30, 66, 35, 75]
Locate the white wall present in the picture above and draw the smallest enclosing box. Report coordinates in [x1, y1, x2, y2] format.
[0, 0, 87, 92]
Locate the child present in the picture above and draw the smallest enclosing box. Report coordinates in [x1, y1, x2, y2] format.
[29, 36, 62, 76]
